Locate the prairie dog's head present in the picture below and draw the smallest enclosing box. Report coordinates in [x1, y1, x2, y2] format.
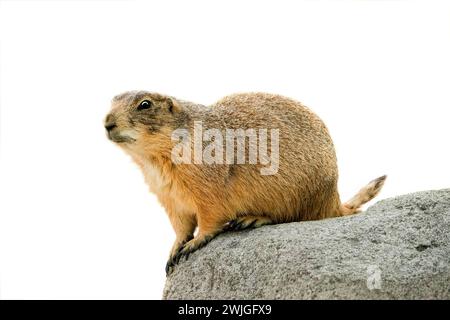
[104, 91, 184, 153]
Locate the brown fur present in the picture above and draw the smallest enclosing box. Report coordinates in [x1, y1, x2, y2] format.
[104, 91, 386, 274]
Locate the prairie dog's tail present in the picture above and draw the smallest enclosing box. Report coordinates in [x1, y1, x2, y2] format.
[339, 175, 387, 216]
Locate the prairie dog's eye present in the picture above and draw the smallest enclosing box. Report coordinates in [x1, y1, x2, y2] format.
[137, 100, 152, 111]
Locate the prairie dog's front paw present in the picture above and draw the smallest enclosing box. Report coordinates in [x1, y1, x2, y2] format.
[165, 237, 192, 276]
[172, 234, 215, 265]
[165, 258, 176, 276]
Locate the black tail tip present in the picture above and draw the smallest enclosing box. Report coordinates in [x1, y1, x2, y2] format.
[373, 174, 387, 188]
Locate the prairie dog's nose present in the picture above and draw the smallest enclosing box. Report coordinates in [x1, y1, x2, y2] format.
[104, 114, 117, 132]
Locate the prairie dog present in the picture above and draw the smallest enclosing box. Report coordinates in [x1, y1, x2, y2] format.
[104, 91, 386, 274]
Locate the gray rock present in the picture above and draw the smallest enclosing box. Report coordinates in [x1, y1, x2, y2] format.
[163, 189, 450, 299]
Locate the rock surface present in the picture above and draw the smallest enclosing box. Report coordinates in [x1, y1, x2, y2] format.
[163, 190, 450, 299]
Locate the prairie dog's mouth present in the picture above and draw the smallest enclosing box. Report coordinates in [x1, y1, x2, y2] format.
[107, 129, 137, 143]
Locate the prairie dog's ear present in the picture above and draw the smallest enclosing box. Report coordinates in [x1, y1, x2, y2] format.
[167, 97, 182, 113]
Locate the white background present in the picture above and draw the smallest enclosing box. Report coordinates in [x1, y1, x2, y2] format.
[0, 0, 449, 299]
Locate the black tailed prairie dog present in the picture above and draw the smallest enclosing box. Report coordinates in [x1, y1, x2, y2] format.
[104, 91, 386, 274]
